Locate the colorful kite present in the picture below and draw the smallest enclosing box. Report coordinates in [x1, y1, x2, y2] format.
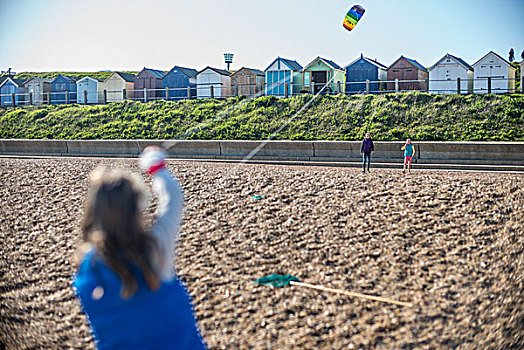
[343, 5, 365, 32]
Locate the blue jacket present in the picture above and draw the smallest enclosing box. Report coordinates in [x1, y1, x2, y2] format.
[73, 169, 206, 350]
[361, 138, 374, 153]
[73, 250, 206, 350]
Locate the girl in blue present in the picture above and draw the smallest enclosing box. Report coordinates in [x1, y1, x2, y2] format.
[401, 139, 415, 173]
[73, 146, 206, 350]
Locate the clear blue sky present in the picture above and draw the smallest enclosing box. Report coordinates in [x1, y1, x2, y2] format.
[1, 0, 523, 73]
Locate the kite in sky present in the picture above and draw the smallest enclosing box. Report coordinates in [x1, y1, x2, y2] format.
[343, 5, 365, 32]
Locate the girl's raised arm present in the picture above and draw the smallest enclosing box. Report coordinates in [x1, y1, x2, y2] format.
[140, 147, 184, 281]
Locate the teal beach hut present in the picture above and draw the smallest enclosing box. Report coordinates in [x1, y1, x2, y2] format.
[264, 57, 303, 97]
[302, 56, 346, 94]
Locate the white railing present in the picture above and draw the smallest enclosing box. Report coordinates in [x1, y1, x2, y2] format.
[0, 77, 520, 107]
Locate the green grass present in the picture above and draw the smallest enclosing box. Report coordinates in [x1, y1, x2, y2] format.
[0, 92, 523, 141]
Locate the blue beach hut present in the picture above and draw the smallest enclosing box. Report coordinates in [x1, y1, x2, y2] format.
[345, 54, 387, 94]
[264, 57, 303, 97]
[162, 66, 198, 100]
[0, 77, 26, 106]
[51, 75, 79, 104]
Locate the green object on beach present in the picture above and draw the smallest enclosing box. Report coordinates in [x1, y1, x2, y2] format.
[255, 274, 413, 307]
[252, 195, 264, 200]
[254, 274, 300, 287]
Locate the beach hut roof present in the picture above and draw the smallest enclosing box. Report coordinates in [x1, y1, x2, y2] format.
[139, 68, 166, 79]
[232, 67, 265, 76]
[265, 57, 303, 71]
[472, 50, 516, 69]
[304, 56, 343, 71]
[344, 54, 388, 69]
[52, 75, 80, 83]
[429, 53, 473, 71]
[113, 72, 136, 82]
[166, 66, 198, 79]
[24, 77, 54, 84]
[0, 77, 26, 88]
[389, 56, 427, 71]
[197, 66, 232, 76]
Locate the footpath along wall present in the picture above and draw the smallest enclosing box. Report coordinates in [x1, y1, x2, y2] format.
[1, 139, 524, 170]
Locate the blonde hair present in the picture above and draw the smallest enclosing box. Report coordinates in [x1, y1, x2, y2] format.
[80, 167, 161, 299]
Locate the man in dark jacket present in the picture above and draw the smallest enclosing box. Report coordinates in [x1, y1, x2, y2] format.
[360, 133, 374, 173]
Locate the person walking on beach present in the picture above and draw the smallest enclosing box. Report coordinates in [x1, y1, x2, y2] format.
[360, 133, 374, 173]
[401, 139, 415, 173]
[73, 146, 206, 350]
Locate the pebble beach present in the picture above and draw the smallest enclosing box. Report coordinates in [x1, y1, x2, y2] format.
[1, 158, 523, 349]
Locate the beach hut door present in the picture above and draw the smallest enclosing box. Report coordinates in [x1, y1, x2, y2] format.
[312, 71, 327, 93]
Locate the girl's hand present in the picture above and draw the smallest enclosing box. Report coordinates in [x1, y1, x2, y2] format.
[139, 146, 166, 175]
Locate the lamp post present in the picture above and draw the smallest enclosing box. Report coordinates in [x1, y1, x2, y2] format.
[224, 53, 234, 71]
[1, 68, 17, 76]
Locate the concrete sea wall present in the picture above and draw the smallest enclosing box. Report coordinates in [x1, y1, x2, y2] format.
[1, 139, 523, 170]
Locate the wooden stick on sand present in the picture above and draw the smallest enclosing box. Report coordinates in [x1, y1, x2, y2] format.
[290, 281, 413, 307]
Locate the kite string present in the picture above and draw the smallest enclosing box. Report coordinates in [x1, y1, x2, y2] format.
[161, 72, 299, 150]
[162, 74, 336, 188]
[213, 76, 337, 274]
[221, 74, 336, 182]
[161, 89, 267, 150]
[181, 76, 336, 277]
[171, 78, 349, 299]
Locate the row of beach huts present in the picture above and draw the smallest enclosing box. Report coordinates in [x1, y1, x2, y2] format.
[0, 51, 521, 106]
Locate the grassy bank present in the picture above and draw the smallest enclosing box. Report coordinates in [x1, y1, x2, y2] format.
[0, 92, 523, 141]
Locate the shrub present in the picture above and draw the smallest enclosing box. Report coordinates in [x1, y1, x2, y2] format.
[0, 92, 522, 141]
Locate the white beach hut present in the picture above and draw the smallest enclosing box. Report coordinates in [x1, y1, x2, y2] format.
[76, 76, 103, 104]
[24, 77, 53, 104]
[196, 67, 232, 99]
[472, 51, 516, 94]
[98, 72, 135, 102]
[429, 54, 473, 94]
